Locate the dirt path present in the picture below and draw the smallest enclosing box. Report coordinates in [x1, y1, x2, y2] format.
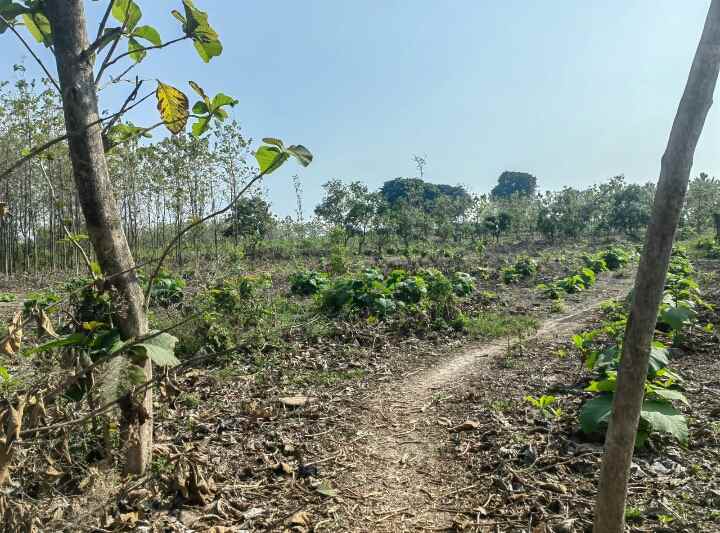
[319, 272, 635, 532]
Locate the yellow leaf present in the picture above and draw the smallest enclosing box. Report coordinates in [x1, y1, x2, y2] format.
[155, 81, 189, 134]
[1, 312, 22, 356]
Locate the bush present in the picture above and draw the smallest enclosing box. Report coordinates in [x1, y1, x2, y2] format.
[149, 271, 186, 307]
[601, 247, 630, 270]
[502, 256, 537, 284]
[289, 270, 329, 296]
[451, 272, 475, 296]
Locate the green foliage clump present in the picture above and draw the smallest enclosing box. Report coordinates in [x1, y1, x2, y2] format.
[316, 267, 476, 328]
[502, 256, 537, 284]
[289, 270, 329, 296]
[147, 271, 186, 307]
[576, 247, 705, 448]
[0, 293, 16, 303]
[601, 247, 631, 270]
[537, 247, 631, 299]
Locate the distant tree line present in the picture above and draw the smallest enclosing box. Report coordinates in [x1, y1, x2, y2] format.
[1, 75, 719, 273]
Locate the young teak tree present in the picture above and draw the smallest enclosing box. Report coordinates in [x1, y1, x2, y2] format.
[594, 2, 720, 531]
[0, 0, 311, 475]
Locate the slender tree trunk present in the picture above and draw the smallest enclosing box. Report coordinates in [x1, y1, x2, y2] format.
[594, 2, 720, 531]
[45, 0, 153, 475]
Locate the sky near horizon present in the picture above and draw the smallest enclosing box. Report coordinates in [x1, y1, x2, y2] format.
[0, 1, 717, 215]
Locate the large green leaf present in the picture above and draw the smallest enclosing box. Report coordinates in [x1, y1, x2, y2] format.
[127, 36, 146, 62]
[131, 332, 180, 367]
[648, 387, 689, 406]
[659, 305, 695, 332]
[640, 399, 688, 444]
[579, 394, 613, 435]
[648, 344, 670, 375]
[255, 145, 289, 175]
[112, 0, 142, 31]
[179, 0, 222, 63]
[22, 11, 52, 46]
[580, 394, 688, 445]
[27, 332, 87, 355]
[132, 24, 161, 46]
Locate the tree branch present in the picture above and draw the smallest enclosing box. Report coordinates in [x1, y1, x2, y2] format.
[100, 36, 189, 76]
[0, 14, 60, 93]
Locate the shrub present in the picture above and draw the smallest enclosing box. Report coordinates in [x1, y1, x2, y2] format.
[451, 272, 475, 296]
[601, 247, 630, 270]
[149, 271, 186, 307]
[289, 270, 329, 296]
[502, 256, 537, 284]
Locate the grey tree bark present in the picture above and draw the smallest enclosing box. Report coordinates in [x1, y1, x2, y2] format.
[45, 0, 153, 475]
[594, 1, 720, 531]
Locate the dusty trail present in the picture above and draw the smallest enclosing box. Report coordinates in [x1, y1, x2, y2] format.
[321, 273, 635, 532]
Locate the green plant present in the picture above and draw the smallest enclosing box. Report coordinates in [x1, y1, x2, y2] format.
[0, 293, 16, 303]
[525, 395, 562, 418]
[145, 270, 186, 307]
[502, 256, 537, 284]
[289, 270, 329, 296]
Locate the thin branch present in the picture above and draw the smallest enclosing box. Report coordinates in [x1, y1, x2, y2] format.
[37, 160, 95, 276]
[0, 14, 60, 93]
[102, 78, 142, 137]
[143, 170, 268, 308]
[94, 1, 132, 85]
[100, 36, 189, 75]
[95, 0, 116, 44]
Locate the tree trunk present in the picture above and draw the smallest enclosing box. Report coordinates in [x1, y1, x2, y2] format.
[593, 2, 720, 531]
[45, 0, 153, 475]
[713, 212, 720, 241]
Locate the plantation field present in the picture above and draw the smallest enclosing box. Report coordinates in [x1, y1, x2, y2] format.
[1, 236, 695, 530]
[2, 2, 720, 531]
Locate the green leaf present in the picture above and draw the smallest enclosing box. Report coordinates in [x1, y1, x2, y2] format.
[640, 399, 688, 444]
[648, 387, 689, 406]
[0, 1, 29, 34]
[586, 377, 617, 393]
[191, 116, 210, 137]
[131, 24, 161, 46]
[131, 332, 180, 367]
[179, 0, 222, 62]
[287, 145, 313, 167]
[192, 101, 209, 114]
[255, 145, 289, 175]
[262, 137, 284, 149]
[579, 394, 613, 435]
[27, 332, 87, 355]
[659, 305, 695, 332]
[0, 366, 10, 382]
[648, 344, 670, 375]
[22, 12, 52, 47]
[211, 93, 238, 109]
[112, 0, 142, 31]
[127, 36, 146, 63]
[90, 261, 103, 277]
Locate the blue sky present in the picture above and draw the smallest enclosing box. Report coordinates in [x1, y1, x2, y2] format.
[1, 1, 716, 215]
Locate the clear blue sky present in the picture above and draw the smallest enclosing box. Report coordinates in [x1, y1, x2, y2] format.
[1, 1, 717, 215]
